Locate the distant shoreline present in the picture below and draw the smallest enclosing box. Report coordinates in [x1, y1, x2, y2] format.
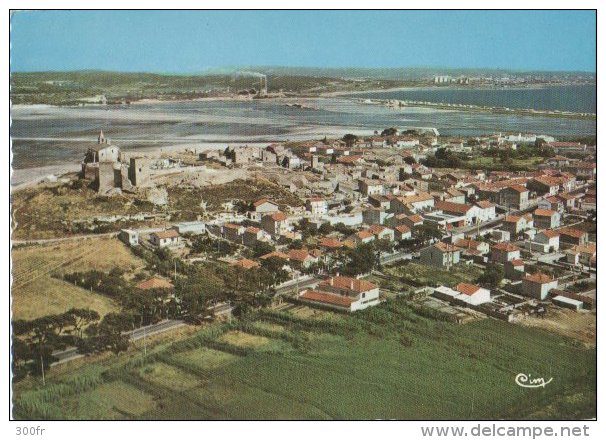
[321, 82, 596, 97]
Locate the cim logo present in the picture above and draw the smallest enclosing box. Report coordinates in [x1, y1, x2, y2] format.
[515, 373, 553, 388]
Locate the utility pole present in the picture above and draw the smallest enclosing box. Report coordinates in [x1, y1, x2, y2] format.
[40, 353, 45, 387]
[143, 326, 147, 357]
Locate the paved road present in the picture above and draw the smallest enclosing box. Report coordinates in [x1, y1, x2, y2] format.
[52, 319, 186, 366]
[380, 251, 414, 265]
[451, 215, 505, 235]
[13, 232, 119, 246]
[276, 276, 321, 295]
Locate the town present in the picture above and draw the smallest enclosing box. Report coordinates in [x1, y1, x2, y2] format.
[9, 8, 599, 425]
[12, 125, 596, 377]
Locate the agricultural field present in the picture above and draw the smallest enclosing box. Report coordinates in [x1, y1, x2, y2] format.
[13, 299, 596, 420]
[11, 237, 145, 320]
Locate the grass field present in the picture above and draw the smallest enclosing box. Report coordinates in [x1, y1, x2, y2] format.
[462, 155, 545, 171]
[383, 261, 484, 290]
[12, 182, 159, 240]
[13, 299, 596, 420]
[11, 237, 145, 320]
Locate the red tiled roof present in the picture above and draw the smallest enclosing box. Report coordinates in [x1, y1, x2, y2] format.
[406, 214, 423, 224]
[506, 184, 528, 193]
[510, 258, 525, 266]
[534, 209, 557, 217]
[455, 283, 481, 296]
[231, 258, 260, 269]
[558, 227, 587, 239]
[454, 238, 483, 250]
[259, 251, 290, 260]
[319, 276, 377, 293]
[435, 200, 473, 215]
[224, 223, 243, 230]
[433, 242, 460, 253]
[153, 229, 179, 239]
[492, 242, 520, 252]
[395, 225, 411, 234]
[548, 141, 583, 148]
[245, 226, 261, 234]
[288, 249, 313, 262]
[368, 224, 390, 235]
[475, 200, 495, 209]
[318, 237, 344, 249]
[308, 197, 325, 203]
[253, 198, 267, 207]
[504, 215, 522, 223]
[300, 290, 354, 308]
[269, 212, 288, 221]
[523, 272, 555, 284]
[355, 230, 375, 240]
[397, 192, 433, 204]
[136, 277, 174, 290]
[337, 155, 363, 164]
[540, 230, 560, 238]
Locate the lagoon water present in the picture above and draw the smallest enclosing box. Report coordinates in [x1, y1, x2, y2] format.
[11, 88, 596, 170]
[354, 84, 596, 113]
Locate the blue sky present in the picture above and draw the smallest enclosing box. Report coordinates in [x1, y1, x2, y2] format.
[10, 10, 596, 72]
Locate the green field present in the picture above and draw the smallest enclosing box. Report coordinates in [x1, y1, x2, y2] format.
[13, 300, 596, 420]
[461, 155, 545, 171]
[382, 261, 484, 291]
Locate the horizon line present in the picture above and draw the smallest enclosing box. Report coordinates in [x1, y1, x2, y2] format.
[10, 66, 597, 75]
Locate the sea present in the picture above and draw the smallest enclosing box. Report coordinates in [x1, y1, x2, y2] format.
[10, 85, 596, 170]
[355, 84, 596, 114]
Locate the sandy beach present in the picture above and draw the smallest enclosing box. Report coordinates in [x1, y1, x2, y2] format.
[11, 163, 82, 191]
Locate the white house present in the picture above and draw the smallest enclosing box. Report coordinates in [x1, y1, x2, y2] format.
[534, 230, 560, 252]
[150, 230, 181, 248]
[392, 192, 435, 214]
[299, 276, 380, 312]
[474, 200, 497, 222]
[521, 272, 558, 300]
[433, 283, 490, 306]
[420, 242, 461, 268]
[173, 221, 206, 235]
[454, 283, 491, 305]
[306, 197, 328, 216]
[119, 229, 139, 247]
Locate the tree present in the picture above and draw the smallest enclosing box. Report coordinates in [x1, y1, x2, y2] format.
[342, 243, 376, 276]
[96, 312, 134, 354]
[11, 338, 32, 382]
[318, 222, 333, 235]
[251, 241, 275, 258]
[260, 257, 290, 286]
[288, 239, 304, 250]
[67, 308, 100, 338]
[476, 263, 504, 289]
[403, 156, 416, 165]
[380, 127, 398, 137]
[416, 224, 443, 244]
[342, 133, 358, 147]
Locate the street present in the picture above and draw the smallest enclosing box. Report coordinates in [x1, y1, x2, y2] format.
[52, 319, 186, 366]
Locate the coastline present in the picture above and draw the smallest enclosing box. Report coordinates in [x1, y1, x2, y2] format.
[320, 82, 596, 97]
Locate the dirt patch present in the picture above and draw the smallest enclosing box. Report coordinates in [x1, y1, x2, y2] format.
[219, 330, 269, 348]
[518, 308, 596, 347]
